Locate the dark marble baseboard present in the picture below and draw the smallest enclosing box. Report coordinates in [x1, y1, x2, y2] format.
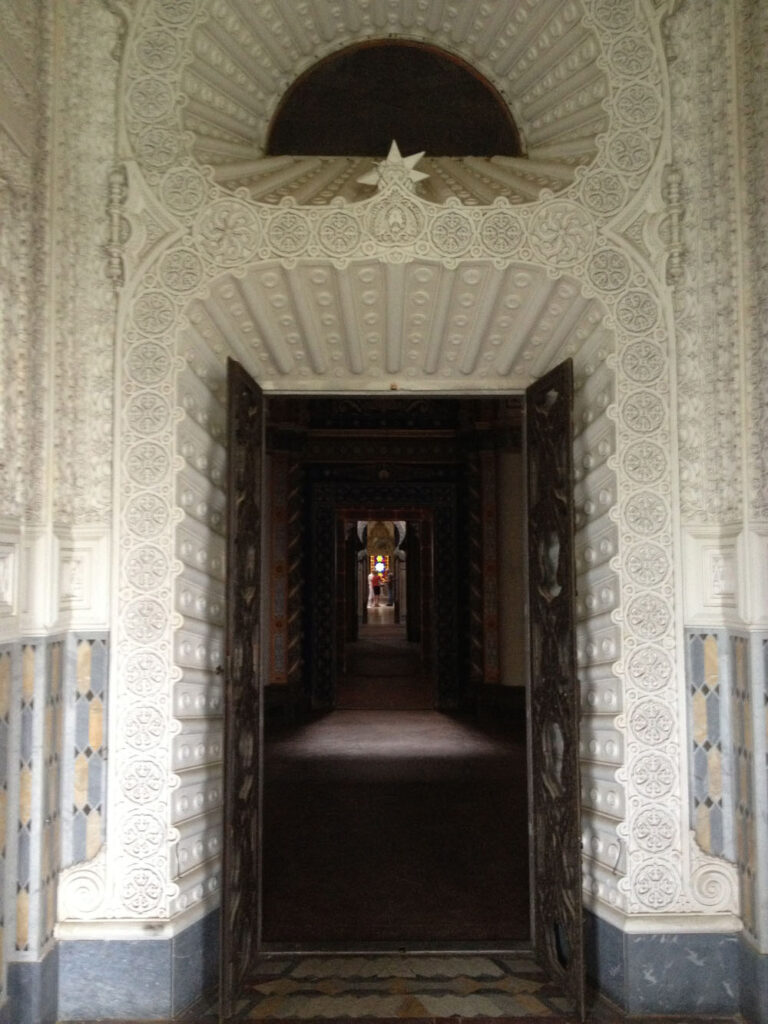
[56, 908, 219, 1022]
[740, 934, 768, 1024]
[585, 909, 768, 1022]
[4, 944, 59, 1024]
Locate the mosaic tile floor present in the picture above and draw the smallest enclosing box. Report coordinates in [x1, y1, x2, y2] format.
[227, 953, 573, 1020]
[71, 952, 741, 1022]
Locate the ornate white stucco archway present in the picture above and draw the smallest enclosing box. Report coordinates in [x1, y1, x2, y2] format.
[57, 0, 739, 943]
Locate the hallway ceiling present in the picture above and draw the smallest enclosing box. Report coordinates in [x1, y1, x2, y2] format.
[181, 258, 607, 392]
[183, 0, 608, 204]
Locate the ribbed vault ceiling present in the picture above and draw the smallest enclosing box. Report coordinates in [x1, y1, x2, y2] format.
[184, 0, 608, 205]
[182, 260, 607, 392]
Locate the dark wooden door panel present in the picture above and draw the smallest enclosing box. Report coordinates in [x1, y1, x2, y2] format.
[526, 359, 585, 1020]
[221, 359, 264, 1020]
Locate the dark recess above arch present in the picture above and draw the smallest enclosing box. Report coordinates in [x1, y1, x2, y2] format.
[266, 40, 522, 158]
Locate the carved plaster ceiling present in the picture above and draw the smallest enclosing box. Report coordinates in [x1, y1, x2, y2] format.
[182, 0, 608, 204]
[181, 260, 607, 391]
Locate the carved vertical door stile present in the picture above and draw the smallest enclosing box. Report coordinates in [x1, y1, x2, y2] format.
[526, 359, 585, 1020]
[334, 516, 347, 672]
[221, 359, 265, 1020]
[345, 522, 359, 642]
[467, 450, 485, 688]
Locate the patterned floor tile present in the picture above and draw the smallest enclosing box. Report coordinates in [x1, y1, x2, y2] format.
[236, 953, 574, 1019]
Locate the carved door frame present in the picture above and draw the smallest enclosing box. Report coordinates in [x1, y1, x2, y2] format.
[222, 380, 583, 1017]
[525, 359, 584, 1019]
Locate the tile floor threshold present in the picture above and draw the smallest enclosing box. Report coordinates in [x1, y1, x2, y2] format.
[63, 952, 743, 1024]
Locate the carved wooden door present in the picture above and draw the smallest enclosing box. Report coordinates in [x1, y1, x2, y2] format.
[526, 359, 584, 1020]
[221, 359, 264, 1020]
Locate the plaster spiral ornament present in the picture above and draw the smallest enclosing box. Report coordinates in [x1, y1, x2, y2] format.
[615, 83, 661, 128]
[125, 393, 172, 436]
[123, 597, 167, 643]
[529, 202, 595, 266]
[123, 812, 166, 859]
[608, 131, 655, 174]
[624, 491, 668, 536]
[623, 440, 667, 483]
[124, 493, 170, 538]
[633, 807, 676, 853]
[626, 645, 673, 692]
[621, 391, 665, 434]
[125, 342, 173, 385]
[126, 78, 175, 122]
[616, 290, 660, 333]
[58, 853, 108, 919]
[132, 291, 176, 336]
[590, 0, 637, 32]
[160, 167, 208, 216]
[195, 199, 261, 266]
[120, 866, 165, 914]
[632, 752, 676, 797]
[626, 594, 672, 641]
[124, 545, 169, 591]
[480, 211, 524, 256]
[609, 35, 655, 77]
[430, 210, 474, 258]
[120, 758, 165, 804]
[625, 542, 669, 586]
[587, 248, 631, 292]
[124, 650, 167, 697]
[125, 441, 171, 486]
[268, 211, 312, 257]
[690, 837, 739, 912]
[629, 698, 674, 745]
[158, 249, 204, 293]
[634, 861, 680, 910]
[318, 210, 361, 257]
[620, 341, 665, 383]
[135, 28, 180, 71]
[581, 171, 627, 215]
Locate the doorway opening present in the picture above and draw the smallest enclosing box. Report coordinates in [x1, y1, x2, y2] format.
[223, 366, 584, 1017]
[259, 396, 531, 948]
[336, 519, 434, 712]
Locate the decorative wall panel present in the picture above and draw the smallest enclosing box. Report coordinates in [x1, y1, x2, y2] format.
[731, 636, 757, 938]
[60, 637, 109, 869]
[53, 0, 736, 935]
[736, 0, 768, 521]
[686, 633, 734, 861]
[0, 0, 47, 529]
[49, 0, 118, 528]
[0, 648, 11, 1002]
[667, 0, 743, 526]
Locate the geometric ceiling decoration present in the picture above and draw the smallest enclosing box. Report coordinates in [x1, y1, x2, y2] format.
[182, 0, 609, 204]
[182, 259, 607, 391]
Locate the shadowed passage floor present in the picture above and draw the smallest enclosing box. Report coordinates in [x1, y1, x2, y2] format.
[262, 705, 530, 945]
[335, 612, 434, 710]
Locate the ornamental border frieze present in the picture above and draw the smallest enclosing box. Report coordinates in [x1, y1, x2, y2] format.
[79, 0, 738, 925]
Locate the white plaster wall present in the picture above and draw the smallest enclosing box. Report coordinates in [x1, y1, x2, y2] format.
[37, 0, 756, 949]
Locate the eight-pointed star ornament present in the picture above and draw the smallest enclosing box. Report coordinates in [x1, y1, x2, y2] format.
[357, 140, 430, 191]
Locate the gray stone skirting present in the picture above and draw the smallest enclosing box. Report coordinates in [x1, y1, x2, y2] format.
[1, 908, 766, 1021]
[0, 909, 219, 1023]
[585, 909, 767, 1023]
